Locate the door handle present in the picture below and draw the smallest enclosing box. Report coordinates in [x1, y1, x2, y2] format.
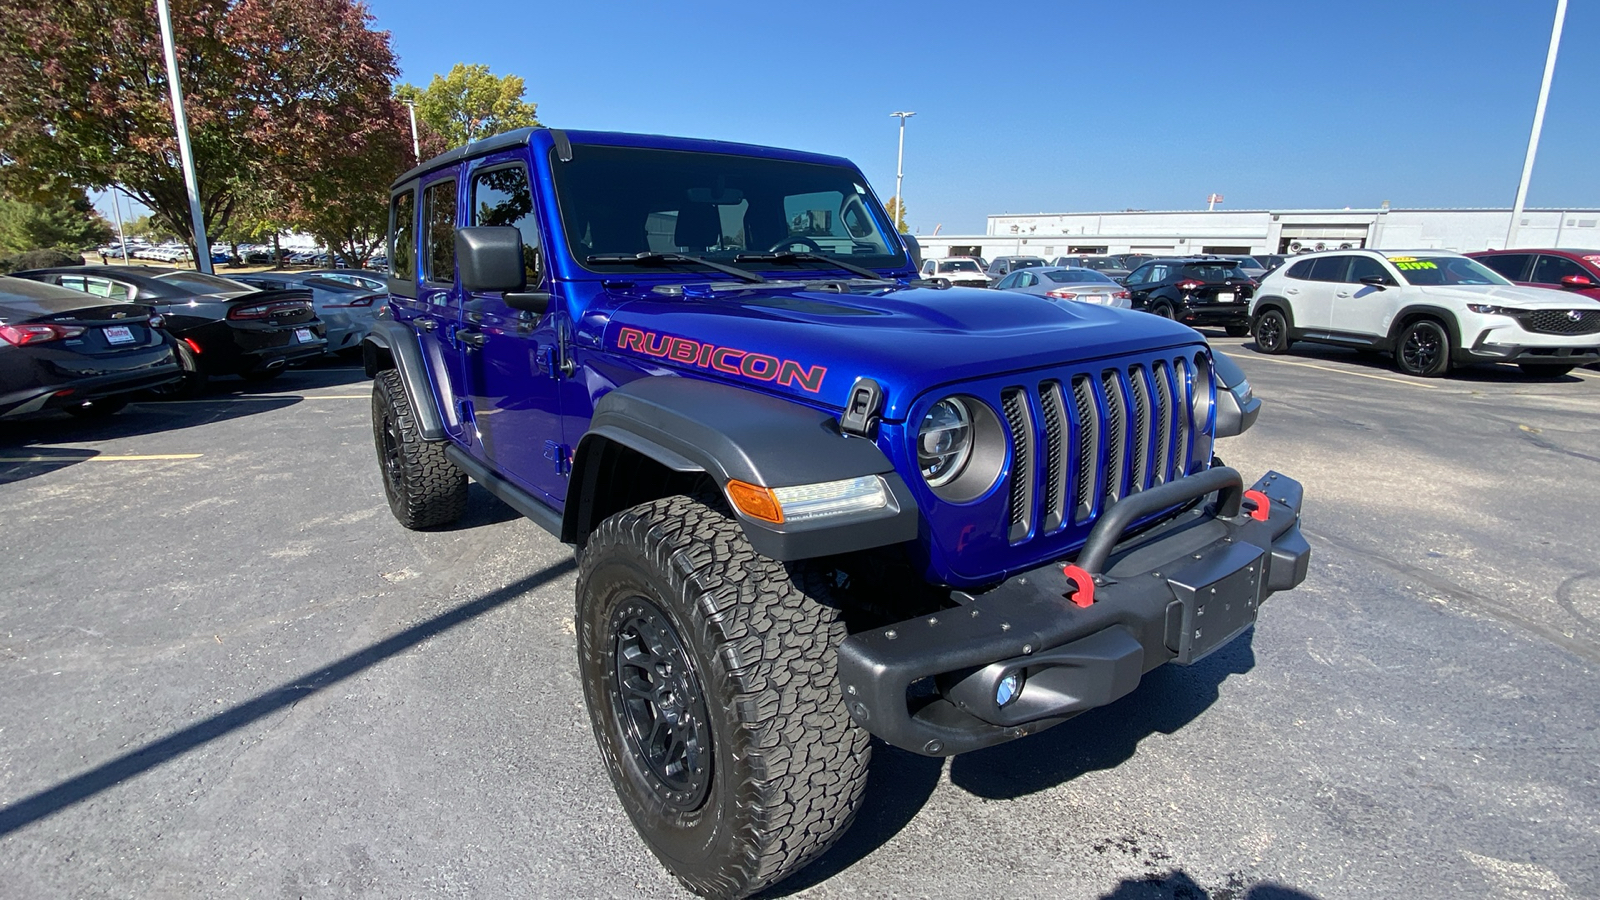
[1285, 288, 1299, 294]
[416, 318, 436, 332]
[458, 330, 486, 350]
[1335, 292, 1351, 298]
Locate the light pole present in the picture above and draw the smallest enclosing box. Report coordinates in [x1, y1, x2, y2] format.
[105, 187, 129, 263]
[890, 111, 916, 232]
[402, 99, 421, 163]
[1506, 0, 1567, 249]
[154, 0, 212, 273]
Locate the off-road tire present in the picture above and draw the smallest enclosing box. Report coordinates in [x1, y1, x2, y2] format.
[1253, 308, 1291, 354]
[1518, 363, 1574, 379]
[371, 369, 466, 529]
[577, 495, 871, 899]
[1394, 318, 1451, 377]
[1224, 324, 1250, 337]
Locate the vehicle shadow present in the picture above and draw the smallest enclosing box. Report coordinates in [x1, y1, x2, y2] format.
[0, 558, 576, 838]
[1239, 342, 1585, 383]
[1099, 870, 1322, 899]
[948, 634, 1256, 800]
[444, 483, 524, 530]
[0, 446, 100, 485]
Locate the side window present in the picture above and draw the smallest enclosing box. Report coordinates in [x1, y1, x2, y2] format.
[1308, 256, 1348, 283]
[1478, 253, 1531, 281]
[390, 189, 416, 281]
[471, 164, 542, 284]
[1285, 259, 1315, 280]
[1125, 265, 1150, 286]
[996, 273, 1018, 289]
[1018, 272, 1035, 287]
[1532, 254, 1585, 285]
[57, 275, 89, 293]
[1346, 256, 1391, 285]
[422, 178, 458, 284]
[1148, 264, 1169, 283]
[922, 260, 934, 275]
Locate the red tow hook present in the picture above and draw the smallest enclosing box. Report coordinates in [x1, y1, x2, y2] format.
[1243, 489, 1271, 522]
[1061, 564, 1096, 608]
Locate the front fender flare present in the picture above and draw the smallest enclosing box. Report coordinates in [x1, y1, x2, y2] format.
[361, 318, 448, 441]
[569, 377, 919, 561]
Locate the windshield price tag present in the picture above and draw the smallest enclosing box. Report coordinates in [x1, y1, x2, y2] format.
[1393, 260, 1437, 271]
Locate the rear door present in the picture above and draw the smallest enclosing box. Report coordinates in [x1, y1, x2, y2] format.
[457, 155, 569, 504]
[1284, 256, 1343, 332]
[1477, 253, 1533, 284]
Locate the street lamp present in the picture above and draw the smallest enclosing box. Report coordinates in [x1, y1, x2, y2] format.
[402, 99, 421, 163]
[1506, 0, 1567, 249]
[155, 0, 213, 273]
[890, 111, 916, 232]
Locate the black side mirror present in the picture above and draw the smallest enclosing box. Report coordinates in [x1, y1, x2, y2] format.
[455, 226, 550, 315]
[1359, 275, 1391, 290]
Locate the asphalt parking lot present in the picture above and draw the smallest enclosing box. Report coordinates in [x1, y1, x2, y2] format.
[2, 344, 1598, 900]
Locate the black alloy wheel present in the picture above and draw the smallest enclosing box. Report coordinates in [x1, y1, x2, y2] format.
[370, 369, 467, 528]
[609, 595, 714, 811]
[1149, 301, 1176, 320]
[1253, 309, 1290, 354]
[1395, 319, 1450, 377]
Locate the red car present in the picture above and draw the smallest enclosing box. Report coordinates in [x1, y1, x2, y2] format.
[1468, 248, 1600, 302]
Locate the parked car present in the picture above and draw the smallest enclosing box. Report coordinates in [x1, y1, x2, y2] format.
[1258, 254, 1290, 274]
[1250, 249, 1600, 378]
[993, 266, 1132, 307]
[983, 255, 1047, 285]
[1122, 257, 1256, 334]
[1468, 249, 1600, 304]
[230, 271, 383, 354]
[11, 265, 327, 393]
[1116, 253, 1155, 270]
[918, 257, 989, 288]
[304, 269, 388, 292]
[1219, 255, 1267, 280]
[0, 275, 181, 418]
[1050, 255, 1131, 282]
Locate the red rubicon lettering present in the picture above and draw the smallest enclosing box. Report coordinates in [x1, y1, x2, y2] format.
[614, 327, 827, 393]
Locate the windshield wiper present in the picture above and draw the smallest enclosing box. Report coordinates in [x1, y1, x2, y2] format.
[734, 252, 887, 281]
[585, 252, 765, 284]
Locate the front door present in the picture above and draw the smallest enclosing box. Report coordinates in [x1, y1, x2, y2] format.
[457, 156, 569, 505]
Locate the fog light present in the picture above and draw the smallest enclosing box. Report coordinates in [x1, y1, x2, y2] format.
[995, 671, 1023, 707]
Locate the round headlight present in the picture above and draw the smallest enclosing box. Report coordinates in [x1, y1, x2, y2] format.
[918, 398, 973, 487]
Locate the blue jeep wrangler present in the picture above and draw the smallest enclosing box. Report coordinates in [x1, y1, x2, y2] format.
[364, 127, 1309, 898]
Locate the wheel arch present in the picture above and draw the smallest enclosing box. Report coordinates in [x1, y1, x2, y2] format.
[360, 318, 448, 441]
[1252, 297, 1295, 330]
[1387, 305, 1461, 351]
[566, 377, 919, 560]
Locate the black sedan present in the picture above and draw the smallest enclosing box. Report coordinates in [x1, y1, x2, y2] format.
[1121, 257, 1257, 335]
[12, 266, 326, 394]
[0, 275, 181, 419]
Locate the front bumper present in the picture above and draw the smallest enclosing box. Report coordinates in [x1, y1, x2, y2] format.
[1454, 334, 1600, 366]
[836, 468, 1309, 756]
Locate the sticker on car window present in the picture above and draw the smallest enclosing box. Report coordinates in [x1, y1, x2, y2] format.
[1393, 260, 1437, 271]
[1388, 256, 1416, 263]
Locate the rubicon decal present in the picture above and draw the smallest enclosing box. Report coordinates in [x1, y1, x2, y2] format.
[616, 327, 827, 393]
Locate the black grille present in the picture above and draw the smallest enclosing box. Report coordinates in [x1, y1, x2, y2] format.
[1520, 309, 1600, 335]
[1012, 352, 1211, 543]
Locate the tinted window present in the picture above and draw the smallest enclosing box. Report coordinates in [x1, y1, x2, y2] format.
[391, 189, 416, 280]
[1046, 269, 1116, 284]
[1147, 264, 1170, 283]
[1477, 253, 1531, 281]
[57, 275, 131, 301]
[1018, 272, 1036, 287]
[1125, 265, 1151, 285]
[1390, 255, 1509, 286]
[1346, 256, 1391, 284]
[1532, 254, 1586, 285]
[1307, 256, 1348, 283]
[471, 165, 542, 284]
[1178, 263, 1247, 281]
[1014, 258, 1046, 270]
[423, 179, 458, 283]
[1285, 259, 1315, 280]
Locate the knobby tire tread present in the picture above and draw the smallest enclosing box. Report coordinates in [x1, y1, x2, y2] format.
[372, 369, 467, 529]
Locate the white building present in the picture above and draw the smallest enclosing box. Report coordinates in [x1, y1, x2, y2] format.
[913, 207, 1600, 261]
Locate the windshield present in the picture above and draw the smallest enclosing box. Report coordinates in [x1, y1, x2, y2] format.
[153, 271, 254, 294]
[1389, 255, 1511, 287]
[1178, 263, 1249, 281]
[1080, 258, 1122, 271]
[1046, 269, 1116, 284]
[937, 260, 982, 273]
[1227, 256, 1263, 268]
[551, 145, 906, 275]
[1013, 258, 1046, 269]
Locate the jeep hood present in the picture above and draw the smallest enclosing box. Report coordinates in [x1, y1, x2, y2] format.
[1418, 284, 1600, 309]
[593, 282, 1204, 421]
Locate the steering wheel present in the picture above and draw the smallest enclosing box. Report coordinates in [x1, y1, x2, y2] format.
[768, 235, 823, 254]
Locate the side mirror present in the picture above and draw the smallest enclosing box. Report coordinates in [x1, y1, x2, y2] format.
[1211, 351, 1261, 438]
[1359, 275, 1391, 290]
[1560, 274, 1594, 289]
[455, 226, 550, 315]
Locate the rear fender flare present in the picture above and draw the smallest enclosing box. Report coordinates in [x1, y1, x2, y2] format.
[360, 318, 447, 441]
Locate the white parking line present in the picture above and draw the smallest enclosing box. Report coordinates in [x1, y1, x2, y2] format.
[1233, 355, 1442, 389]
[0, 453, 203, 463]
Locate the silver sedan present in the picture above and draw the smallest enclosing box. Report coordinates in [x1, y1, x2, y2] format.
[992, 266, 1132, 308]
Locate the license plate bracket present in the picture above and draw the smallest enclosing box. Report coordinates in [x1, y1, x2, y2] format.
[1164, 541, 1265, 665]
[103, 325, 135, 345]
[1216, 291, 1236, 304]
[294, 327, 314, 344]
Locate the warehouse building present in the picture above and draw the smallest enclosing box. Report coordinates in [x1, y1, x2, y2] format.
[913, 207, 1600, 262]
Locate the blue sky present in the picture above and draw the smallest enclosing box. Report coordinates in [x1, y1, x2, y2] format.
[103, 1, 1600, 237]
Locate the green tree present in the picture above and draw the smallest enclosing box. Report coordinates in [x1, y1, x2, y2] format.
[0, 187, 112, 254]
[884, 197, 909, 233]
[396, 64, 541, 152]
[0, 0, 405, 261]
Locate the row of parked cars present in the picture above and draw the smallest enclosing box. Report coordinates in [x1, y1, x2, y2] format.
[0, 265, 387, 420]
[919, 247, 1600, 378]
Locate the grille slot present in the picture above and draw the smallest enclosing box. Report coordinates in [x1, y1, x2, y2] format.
[1173, 356, 1191, 476]
[1071, 375, 1098, 524]
[1152, 360, 1174, 485]
[1100, 370, 1128, 505]
[1001, 388, 1034, 542]
[1521, 309, 1600, 335]
[1039, 381, 1069, 532]
[1129, 365, 1152, 491]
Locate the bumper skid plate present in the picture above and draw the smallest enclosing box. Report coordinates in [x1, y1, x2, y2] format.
[836, 468, 1309, 756]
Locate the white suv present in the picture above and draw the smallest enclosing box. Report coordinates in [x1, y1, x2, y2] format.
[1249, 249, 1600, 378]
[919, 256, 990, 288]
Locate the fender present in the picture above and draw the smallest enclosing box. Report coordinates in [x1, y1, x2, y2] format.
[361, 318, 448, 441]
[568, 377, 920, 561]
[1386, 304, 1462, 351]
